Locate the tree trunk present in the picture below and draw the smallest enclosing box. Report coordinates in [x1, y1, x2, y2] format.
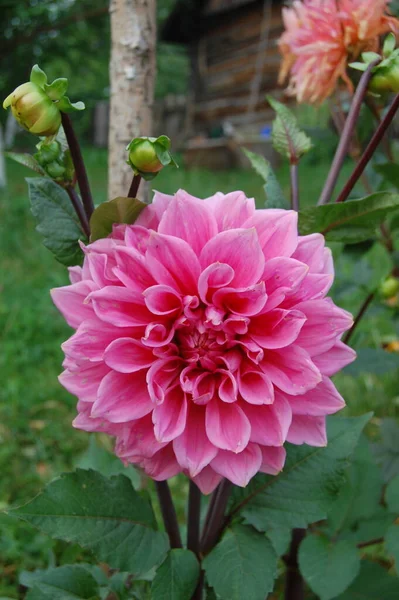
[108, 0, 156, 200]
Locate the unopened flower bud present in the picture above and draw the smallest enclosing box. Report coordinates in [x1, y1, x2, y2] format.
[126, 135, 177, 181]
[369, 64, 399, 94]
[35, 140, 62, 166]
[45, 161, 66, 180]
[380, 276, 399, 299]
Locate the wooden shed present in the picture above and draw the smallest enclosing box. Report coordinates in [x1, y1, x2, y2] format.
[162, 0, 285, 167]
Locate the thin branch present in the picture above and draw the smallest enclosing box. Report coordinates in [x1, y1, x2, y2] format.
[200, 479, 233, 556]
[290, 163, 299, 211]
[343, 291, 375, 345]
[61, 113, 94, 220]
[187, 481, 201, 557]
[357, 537, 384, 549]
[284, 529, 306, 600]
[155, 480, 182, 549]
[318, 60, 380, 206]
[336, 92, 399, 203]
[65, 185, 90, 238]
[365, 97, 395, 162]
[128, 174, 142, 198]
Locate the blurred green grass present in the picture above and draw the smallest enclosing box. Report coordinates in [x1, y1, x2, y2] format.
[0, 147, 398, 597]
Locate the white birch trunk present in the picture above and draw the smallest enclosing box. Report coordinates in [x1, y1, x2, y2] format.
[108, 0, 156, 200]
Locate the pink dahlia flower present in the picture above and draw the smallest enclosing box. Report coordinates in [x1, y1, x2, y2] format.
[279, 0, 398, 104]
[52, 191, 355, 493]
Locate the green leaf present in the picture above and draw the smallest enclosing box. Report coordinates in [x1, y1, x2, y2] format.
[373, 419, 399, 483]
[386, 475, 399, 513]
[151, 549, 200, 600]
[299, 535, 360, 600]
[386, 524, 399, 572]
[242, 148, 289, 209]
[233, 415, 371, 530]
[267, 96, 312, 163]
[27, 177, 85, 266]
[383, 33, 397, 58]
[89, 196, 146, 242]
[298, 192, 399, 243]
[203, 524, 277, 600]
[9, 469, 169, 576]
[30, 64, 47, 88]
[344, 348, 399, 376]
[5, 152, 46, 175]
[20, 565, 100, 599]
[77, 436, 140, 488]
[58, 96, 85, 112]
[362, 51, 382, 64]
[374, 162, 399, 190]
[336, 560, 399, 599]
[349, 62, 368, 72]
[45, 78, 68, 101]
[266, 527, 292, 557]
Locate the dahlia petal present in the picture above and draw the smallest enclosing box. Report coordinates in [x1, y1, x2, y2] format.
[113, 246, 155, 291]
[139, 444, 181, 481]
[200, 228, 265, 288]
[292, 234, 326, 273]
[205, 190, 255, 231]
[213, 282, 267, 316]
[249, 309, 306, 349]
[86, 252, 119, 288]
[287, 415, 327, 446]
[143, 284, 182, 316]
[124, 225, 151, 254]
[198, 262, 235, 304]
[238, 365, 274, 405]
[206, 400, 251, 453]
[261, 345, 322, 395]
[210, 443, 262, 487]
[73, 411, 114, 433]
[244, 395, 292, 446]
[116, 414, 167, 460]
[295, 299, 353, 356]
[193, 372, 216, 405]
[141, 322, 175, 348]
[285, 376, 345, 417]
[158, 191, 218, 255]
[259, 446, 286, 475]
[282, 273, 333, 307]
[51, 280, 98, 329]
[153, 386, 187, 443]
[243, 209, 298, 260]
[147, 358, 181, 404]
[262, 257, 309, 311]
[93, 370, 153, 422]
[68, 265, 83, 283]
[146, 232, 201, 294]
[173, 404, 218, 476]
[89, 286, 152, 327]
[218, 371, 238, 403]
[313, 341, 356, 376]
[192, 466, 223, 495]
[135, 191, 174, 230]
[59, 362, 110, 403]
[104, 338, 154, 373]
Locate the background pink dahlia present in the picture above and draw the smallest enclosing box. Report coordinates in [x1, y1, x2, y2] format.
[52, 190, 355, 493]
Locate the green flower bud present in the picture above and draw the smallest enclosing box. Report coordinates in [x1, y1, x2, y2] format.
[369, 64, 399, 94]
[35, 140, 62, 166]
[126, 135, 177, 181]
[45, 161, 66, 180]
[380, 276, 399, 299]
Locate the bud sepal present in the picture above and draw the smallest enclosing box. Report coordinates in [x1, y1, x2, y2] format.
[350, 33, 399, 95]
[126, 135, 178, 181]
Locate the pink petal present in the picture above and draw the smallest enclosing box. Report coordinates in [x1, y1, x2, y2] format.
[313, 341, 356, 376]
[192, 466, 222, 495]
[104, 338, 154, 373]
[262, 257, 309, 311]
[141, 322, 175, 348]
[158, 191, 218, 255]
[243, 209, 298, 260]
[152, 385, 187, 442]
[205, 190, 255, 231]
[200, 228, 265, 288]
[139, 444, 182, 480]
[192, 371, 216, 405]
[243, 395, 292, 446]
[286, 376, 345, 416]
[116, 414, 166, 460]
[261, 345, 322, 395]
[68, 266, 83, 283]
[249, 309, 305, 349]
[206, 400, 251, 453]
[51, 280, 98, 329]
[143, 284, 182, 316]
[89, 286, 152, 327]
[113, 246, 156, 291]
[146, 232, 201, 294]
[287, 415, 327, 446]
[86, 252, 119, 288]
[213, 282, 267, 316]
[173, 404, 218, 476]
[92, 370, 153, 422]
[147, 357, 181, 404]
[59, 362, 110, 403]
[238, 364, 274, 405]
[282, 273, 333, 307]
[124, 225, 151, 254]
[198, 263, 235, 304]
[292, 234, 326, 273]
[135, 191, 174, 230]
[217, 371, 238, 403]
[210, 443, 262, 487]
[295, 299, 353, 356]
[259, 446, 286, 475]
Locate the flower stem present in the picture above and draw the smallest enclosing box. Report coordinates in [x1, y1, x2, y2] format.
[357, 536, 384, 549]
[317, 60, 380, 206]
[290, 163, 299, 211]
[155, 480, 182, 549]
[284, 529, 306, 600]
[335, 92, 399, 203]
[343, 291, 375, 345]
[128, 174, 142, 198]
[61, 113, 94, 220]
[187, 481, 201, 557]
[200, 479, 233, 555]
[65, 185, 90, 238]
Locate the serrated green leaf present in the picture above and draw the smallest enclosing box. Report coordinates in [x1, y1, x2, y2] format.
[266, 527, 292, 557]
[5, 152, 46, 175]
[336, 560, 399, 599]
[386, 524, 399, 573]
[45, 78, 68, 101]
[298, 192, 399, 243]
[267, 96, 312, 163]
[299, 535, 360, 600]
[30, 64, 47, 88]
[344, 348, 399, 376]
[242, 148, 289, 208]
[386, 475, 399, 513]
[27, 177, 85, 265]
[58, 96, 85, 112]
[203, 524, 277, 600]
[151, 549, 200, 600]
[89, 196, 146, 242]
[9, 469, 169, 576]
[232, 415, 371, 530]
[373, 419, 399, 483]
[20, 565, 100, 600]
[77, 436, 140, 488]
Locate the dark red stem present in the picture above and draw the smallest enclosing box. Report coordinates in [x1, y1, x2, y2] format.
[284, 529, 306, 600]
[200, 479, 233, 555]
[343, 291, 375, 345]
[128, 174, 142, 198]
[290, 163, 299, 211]
[65, 185, 90, 238]
[155, 480, 182, 549]
[187, 481, 201, 557]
